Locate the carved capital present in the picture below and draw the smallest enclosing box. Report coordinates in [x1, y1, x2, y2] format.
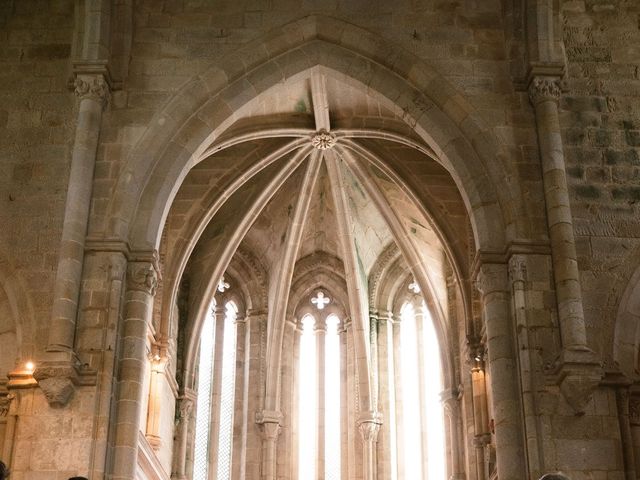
[629, 396, 640, 426]
[261, 421, 281, 440]
[311, 130, 337, 150]
[358, 421, 381, 442]
[127, 261, 159, 296]
[475, 264, 508, 297]
[552, 347, 603, 414]
[508, 255, 527, 284]
[528, 76, 561, 105]
[33, 364, 78, 407]
[0, 393, 13, 416]
[177, 396, 195, 423]
[74, 74, 109, 107]
[357, 410, 383, 442]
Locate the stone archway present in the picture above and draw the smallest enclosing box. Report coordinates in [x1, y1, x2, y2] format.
[103, 15, 517, 256]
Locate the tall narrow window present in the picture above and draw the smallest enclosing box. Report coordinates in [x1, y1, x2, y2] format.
[193, 300, 239, 480]
[325, 315, 341, 480]
[217, 302, 238, 480]
[194, 305, 215, 480]
[421, 303, 445, 480]
[399, 303, 422, 478]
[298, 315, 317, 479]
[398, 301, 445, 479]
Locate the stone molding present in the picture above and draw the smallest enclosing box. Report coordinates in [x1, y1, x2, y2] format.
[475, 263, 508, 297]
[74, 74, 110, 108]
[528, 76, 561, 105]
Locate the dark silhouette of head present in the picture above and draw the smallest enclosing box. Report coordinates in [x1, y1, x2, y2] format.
[540, 474, 571, 480]
[0, 461, 8, 480]
[68, 477, 88, 480]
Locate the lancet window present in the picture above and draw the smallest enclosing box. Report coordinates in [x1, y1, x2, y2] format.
[297, 302, 343, 480]
[193, 300, 238, 480]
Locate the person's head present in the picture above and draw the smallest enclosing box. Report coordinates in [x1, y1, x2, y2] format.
[68, 477, 88, 480]
[540, 474, 571, 480]
[0, 461, 8, 480]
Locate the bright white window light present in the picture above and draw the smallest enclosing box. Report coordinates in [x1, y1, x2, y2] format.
[325, 315, 341, 480]
[298, 315, 317, 480]
[193, 304, 216, 480]
[421, 303, 445, 480]
[400, 303, 422, 479]
[217, 302, 238, 480]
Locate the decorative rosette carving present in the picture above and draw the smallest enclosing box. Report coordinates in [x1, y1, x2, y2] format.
[311, 130, 337, 150]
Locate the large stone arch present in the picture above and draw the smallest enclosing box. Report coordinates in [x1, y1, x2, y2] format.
[103, 15, 518, 256]
[0, 255, 36, 376]
[613, 263, 640, 379]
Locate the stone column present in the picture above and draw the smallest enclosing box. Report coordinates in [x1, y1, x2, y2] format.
[529, 76, 602, 412]
[231, 313, 246, 480]
[509, 254, 545, 476]
[257, 410, 282, 480]
[34, 74, 109, 406]
[172, 393, 196, 480]
[628, 391, 640, 479]
[469, 342, 489, 480]
[340, 321, 349, 480]
[208, 305, 227, 480]
[392, 317, 405, 480]
[616, 387, 637, 480]
[145, 345, 168, 450]
[476, 263, 526, 480]
[316, 317, 326, 480]
[0, 392, 16, 465]
[375, 311, 396, 480]
[358, 412, 382, 480]
[442, 389, 465, 480]
[244, 311, 267, 479]
[277, 318, 296, 480]
[110, 259, 158, 480]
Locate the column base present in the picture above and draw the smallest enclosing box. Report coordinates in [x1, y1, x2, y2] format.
[33, 349, 96, 407]
[549, 346, 603, 414]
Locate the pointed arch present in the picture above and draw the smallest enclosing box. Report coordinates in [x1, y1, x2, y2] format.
[103, 15, 517, 257]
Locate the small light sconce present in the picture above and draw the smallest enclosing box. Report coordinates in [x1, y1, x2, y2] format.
[25, 361, 35, 373]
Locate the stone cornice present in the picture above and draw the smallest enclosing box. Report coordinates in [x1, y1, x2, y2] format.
[470, 240, 550, 281]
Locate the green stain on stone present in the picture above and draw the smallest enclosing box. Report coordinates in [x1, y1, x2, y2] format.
[294, 99, 308, 113]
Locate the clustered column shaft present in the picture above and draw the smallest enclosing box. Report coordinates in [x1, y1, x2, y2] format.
[110, 259, 159, 480]
[477, 263, 526, 480]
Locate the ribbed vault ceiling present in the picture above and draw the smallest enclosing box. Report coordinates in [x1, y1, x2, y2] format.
[160, 67, 472, 391]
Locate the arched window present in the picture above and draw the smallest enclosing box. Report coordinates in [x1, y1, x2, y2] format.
[297, 310, 342, 480]
[397, 300, 445, 479]
[193, 300, 238, 480]
[298, 314, 317, 479]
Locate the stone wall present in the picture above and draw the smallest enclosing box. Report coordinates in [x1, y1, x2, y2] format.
[1, 1, 640, 480]
[560, 0, 640, 364]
